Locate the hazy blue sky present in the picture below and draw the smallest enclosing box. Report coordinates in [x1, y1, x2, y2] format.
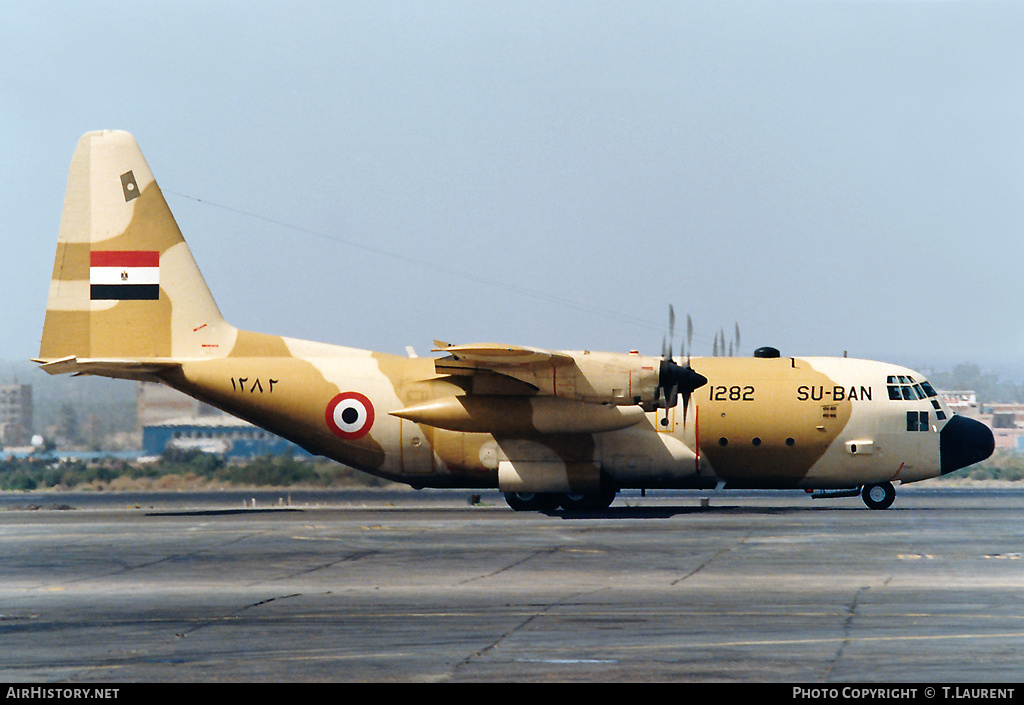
[3, 1, 1022, 378]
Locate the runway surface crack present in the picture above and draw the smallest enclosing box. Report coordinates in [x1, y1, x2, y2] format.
[825, 584, 871, 680]
[269, 549, 381, 581]
[451, 587, 610, 677]
[457, 547, 557, 585]
[173, 592, 304, 639]
[670, 532, 753, 585]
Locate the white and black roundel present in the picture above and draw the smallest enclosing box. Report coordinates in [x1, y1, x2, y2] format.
[325, 392, 375, 439]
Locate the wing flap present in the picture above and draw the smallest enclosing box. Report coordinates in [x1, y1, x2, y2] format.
[432, 341, 574, 368]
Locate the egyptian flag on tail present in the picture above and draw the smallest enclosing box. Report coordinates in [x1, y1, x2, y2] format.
[90, 250, 160, 300]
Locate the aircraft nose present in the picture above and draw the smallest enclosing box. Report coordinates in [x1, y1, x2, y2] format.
[940, 414, 995, 474]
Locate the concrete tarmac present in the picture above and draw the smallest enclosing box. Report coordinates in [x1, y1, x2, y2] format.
[2, 487, 1024, 683]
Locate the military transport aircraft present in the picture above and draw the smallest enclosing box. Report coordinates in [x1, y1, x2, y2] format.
[35, 131, 995, 511]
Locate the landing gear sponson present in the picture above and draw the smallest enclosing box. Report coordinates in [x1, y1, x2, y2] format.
[508, 481, 900, 512]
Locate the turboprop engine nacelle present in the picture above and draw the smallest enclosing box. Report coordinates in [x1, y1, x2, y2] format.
[540, 351, 664, 407]
[391, 394, 649, 434]
[496, 351, 706, 413]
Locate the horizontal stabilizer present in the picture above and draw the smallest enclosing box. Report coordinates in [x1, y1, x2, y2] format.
[33, 355, 181, 381]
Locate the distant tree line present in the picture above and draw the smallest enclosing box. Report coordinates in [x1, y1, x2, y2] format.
[955, 450, 1024, 482]
[926, 363, 1024, 404]
[2, 446, 1022, 489]
[0, 450, 394, 492]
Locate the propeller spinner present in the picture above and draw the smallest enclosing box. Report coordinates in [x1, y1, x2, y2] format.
[657, 307, 707, 427]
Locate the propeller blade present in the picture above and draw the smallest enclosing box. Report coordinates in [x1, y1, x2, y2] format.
[687, 315, 693, 363]
[658, 355, 709, 425]
[656, 307, 706, 426]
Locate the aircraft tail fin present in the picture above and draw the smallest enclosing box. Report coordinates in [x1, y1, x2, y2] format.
[36, 130, 236, 375]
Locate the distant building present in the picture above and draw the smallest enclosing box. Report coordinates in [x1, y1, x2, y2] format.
[942, 390, 1024, 453]
[940, 390, 979, 417]
[138, 382, 313, 459]
[0, 384, 33, 446]
[137, 382, 219, 428]
[142, 416, 311, 460]
[982, 403, 1024, 453]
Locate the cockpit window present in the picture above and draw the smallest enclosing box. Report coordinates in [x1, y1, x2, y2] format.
[888, 376, 939, 402]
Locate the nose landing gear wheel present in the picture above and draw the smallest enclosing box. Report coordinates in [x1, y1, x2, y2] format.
[861, 482, 895, 510]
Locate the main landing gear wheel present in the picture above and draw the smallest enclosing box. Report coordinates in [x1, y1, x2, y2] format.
[503, 492, 561, 512]
[557, 488, 617, 512]
[861, 482, 896, 510]
[503, 490, 618, 512]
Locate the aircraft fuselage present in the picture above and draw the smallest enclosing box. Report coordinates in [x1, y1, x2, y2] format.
[157, 333, 982, 499]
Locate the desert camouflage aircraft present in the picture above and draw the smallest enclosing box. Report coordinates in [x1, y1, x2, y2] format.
[36, 131, 995, 511]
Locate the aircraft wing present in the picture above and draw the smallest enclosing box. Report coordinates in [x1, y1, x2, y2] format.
[409, 341, 656, 435]
[432, 341, 575, 369]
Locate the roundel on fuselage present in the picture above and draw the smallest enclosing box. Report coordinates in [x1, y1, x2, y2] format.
[326, 392, 375, 439]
